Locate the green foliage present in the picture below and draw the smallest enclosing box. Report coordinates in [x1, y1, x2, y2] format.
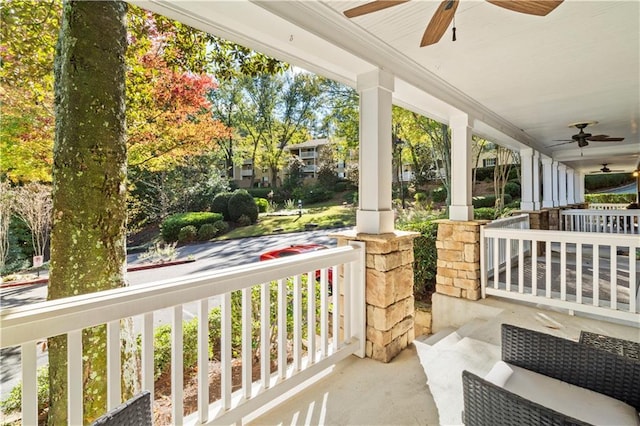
[292, 185, 334, 205]
[472, 194, 512, 208]
[178, 225, 197, 243]
[343, 191, 358, 204]
[585, 193, 636, 204]
[584, 173, 634, 191]
[504, 181, 521, 199]
[334, 180, 351, 192]
[211, 192, 234, 221]
[161, 212, 223, 242]
[432, 187, 447, 202]
[1, 216, 32, 275]
[228, 190, 258, 223]
[474, 207, 497, 220]
[197, 223, 217, 240]
[237, 214, 252, 227]
[246, 188, 274, 199]
[414, 192, 428, 203]
[255, 198, 269, 213]
[396, 219, 438, 301]
[213, 220, 230, 234]
[0, 366, 49, 415]
[474, 166, 519, 182]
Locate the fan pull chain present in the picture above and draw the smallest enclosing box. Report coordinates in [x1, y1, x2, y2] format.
[452, 16, 457, 41]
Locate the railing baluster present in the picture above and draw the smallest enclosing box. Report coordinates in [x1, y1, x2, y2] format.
[630, 248, 637, 313]
[505, 237, 512, 292]
[545, 240, 551, 298]
[293, 274, 302, 371]
[593, 245, 600, 307]
[560, 241, 566, 301]
[343, 263, 352, 343]
[67, 330, 83, 425]
[493, 237, 499, 289]
[307, 271, 316, 364]
[518, 239, 524, 293]
[610, 245, 617, 310]
[576, 243, 583, 304]
[106, 320, 121, 410]
[241, 287, 252, 398]
[21, 341, 38, 426]
[277, 278, 287, 381]
[320, 268, 329, 358]
[171, 306, 183, 426]
[221, 292, 231, 410]
[197, 299, 209, 423]
[332, 265, 340, 351]
[531, 239, 537, 297]
[260, 282, 270, 390]
[142, 313, 154, 402]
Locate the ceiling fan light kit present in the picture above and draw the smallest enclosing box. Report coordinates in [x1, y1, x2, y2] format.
[343, 0, 564, 47]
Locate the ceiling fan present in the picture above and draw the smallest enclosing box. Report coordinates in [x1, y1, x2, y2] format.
[589, 164, 623, 174]
[550, 122, 625, 148]
[342, 0, 564, 47]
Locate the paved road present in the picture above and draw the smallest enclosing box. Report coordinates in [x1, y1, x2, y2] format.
[594, 182, 637, 194]
[0, 228, 348, 400]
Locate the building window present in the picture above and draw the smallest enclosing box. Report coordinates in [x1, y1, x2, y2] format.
[483, 158, 496, 167]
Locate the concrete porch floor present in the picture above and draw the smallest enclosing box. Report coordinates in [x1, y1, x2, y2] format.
[248, 295, 638, 426]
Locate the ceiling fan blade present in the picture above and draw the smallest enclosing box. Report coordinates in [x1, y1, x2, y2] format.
[586, 134, 609, 141]
[485, 0, 563, 16]
[548, 140, 575, 148]
[587, 136, 625, 142]
[421, 0, 459, 47]
[343, 0, 410, 18]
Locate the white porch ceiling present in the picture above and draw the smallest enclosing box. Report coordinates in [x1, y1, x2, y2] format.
[134, 0, 639, 174]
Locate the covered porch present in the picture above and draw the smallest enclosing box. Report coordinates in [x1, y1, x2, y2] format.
[2, 0, 639, 424]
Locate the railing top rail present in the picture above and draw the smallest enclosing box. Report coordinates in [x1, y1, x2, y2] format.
[562, 209, 639, 215]
[482, 227, 640, 246]
[484, 214, 530, 229]
[0, 245, 362, 348]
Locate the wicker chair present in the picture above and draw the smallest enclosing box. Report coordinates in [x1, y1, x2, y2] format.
[91, 390, 153, 426]
[462, 324, 640, 426]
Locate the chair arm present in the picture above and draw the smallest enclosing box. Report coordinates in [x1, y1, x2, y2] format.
[501, 324, 640, 411]
[462, 370, 588, 426]
[91, 390, 153, 426]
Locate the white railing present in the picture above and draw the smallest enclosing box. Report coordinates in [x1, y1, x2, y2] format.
[302, 165, 317, 173]
[0, 244, 366, 425]
[481, 227, 639, 323]
[588, 203, 629, 210]
[483, 214, 530, 279]
[300, 151, 316, 159]
[561, 209, 640, 234]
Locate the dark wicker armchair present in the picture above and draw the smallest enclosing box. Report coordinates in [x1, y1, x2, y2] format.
[462, 324, 640, 426]
[91, 390, 153, 426]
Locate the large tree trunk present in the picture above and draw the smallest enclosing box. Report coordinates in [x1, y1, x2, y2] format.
[48, 2, 135, 424]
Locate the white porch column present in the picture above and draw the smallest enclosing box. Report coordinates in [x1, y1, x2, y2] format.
[532, 151, 541, 210]
[356, 69, 394, 234]
[558, 163, 567, 206]
[566, 168, 575, 204]
[541, 156, 553, 208]
[552, 160, 559, 207]
[519, 148, 534, 211]
[449, 114, 473, 221]
[575, 171, 585, 203]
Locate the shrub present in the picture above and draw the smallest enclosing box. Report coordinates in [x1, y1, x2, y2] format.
[334, 181, 349, 192]
[197, 223, 217, 240]
[343, 191, 358, 204]
[432, 187, 447, 202]
[178, 225, 197, 243]
[472, 194, 512, 208]
[504, 181, 521, 199]
[237, 214, 252, 227]
[292, 185, 334, 204]
[396, 220, 438, 301]
[246, 188, 274, 199]
[585, 193, 636, 204]
[161, 212, 223, 242]
[255, 197, 269, 213]
[211, 192, 234, 221]
[585, 173, 633, 191]
[0, 366, 49, 415]
[474, 207, 496, 220]
[414, 192, 428, 203]
[228, 190, 258, 223]
[214, 220, 230, 234]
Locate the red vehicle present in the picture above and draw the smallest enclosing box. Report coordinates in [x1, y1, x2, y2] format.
[259, 244, 334, 292]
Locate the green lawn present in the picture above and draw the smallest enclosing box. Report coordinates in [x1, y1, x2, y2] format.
[220, 205, 356, 239]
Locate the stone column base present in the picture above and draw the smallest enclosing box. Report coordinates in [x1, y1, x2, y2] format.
[331, 229, 419, 363]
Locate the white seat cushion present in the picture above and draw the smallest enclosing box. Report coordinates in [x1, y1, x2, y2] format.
[502, 363, 639, 425]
